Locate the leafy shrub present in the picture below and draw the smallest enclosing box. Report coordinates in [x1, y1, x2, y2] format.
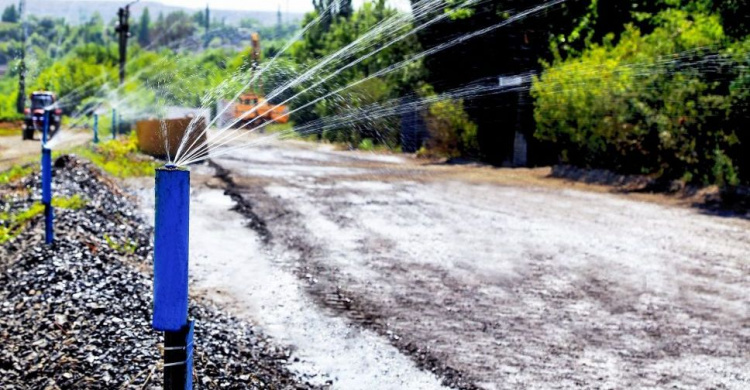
[0, 77, 22, 121]
[358, 138, 375, 151]
[318, 77, 400, 148]
[76, 133, 159, 178]
[418, 84, 479, 158]
[0, 165, 32, 184]
[532, 10, 740, 185]
[52, 194, 87, 210]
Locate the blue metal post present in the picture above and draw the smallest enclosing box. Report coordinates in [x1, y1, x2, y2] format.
[93, 113, 99, 144]
[153, 165, 193, 389]
[112, 108, 117, 140]
[41, 110, 53, 245]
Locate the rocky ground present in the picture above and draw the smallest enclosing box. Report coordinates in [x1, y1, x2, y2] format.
[0, 157, 318, 389]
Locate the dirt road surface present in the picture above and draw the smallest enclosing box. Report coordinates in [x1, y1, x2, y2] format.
[134, 134, 749, 389]
[0, 128, 92, 169]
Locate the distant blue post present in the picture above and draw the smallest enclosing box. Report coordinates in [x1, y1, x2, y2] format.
[153, 165, 193, 389]
[112, 108, 117, 140]
[93, 113, 99, 144]
[42, 110, 54, 245]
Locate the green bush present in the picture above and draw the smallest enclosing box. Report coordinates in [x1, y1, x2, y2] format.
[318, 77, 400, 148]
[0, 165, 32, 184]
[727, 36, 750, 185]
[358, 138, 375, 151]
[75, 133, 159, 178]
[418, 84, 479, 158]
[0, 77, 22, 121]
[532, 10, 741, 185]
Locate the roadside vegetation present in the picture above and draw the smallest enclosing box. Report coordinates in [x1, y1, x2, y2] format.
[1, 0, 749, 189]
[533, 1, 750, 187]
[0, 165, 32, 184]
[0, 194, 86, 244]
[72, 134, 159, 178]
[0, 127, 19, 137]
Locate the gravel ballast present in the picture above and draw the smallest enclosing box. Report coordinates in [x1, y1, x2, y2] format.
[0, 157, 315, 389]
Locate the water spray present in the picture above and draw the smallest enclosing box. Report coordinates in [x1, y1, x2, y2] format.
[174, 0, 567, 166]
[153, 164, 194, 389]
[41, 110, 53, 245]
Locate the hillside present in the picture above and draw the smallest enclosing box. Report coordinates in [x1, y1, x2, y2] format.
[0, 0, 303, 26]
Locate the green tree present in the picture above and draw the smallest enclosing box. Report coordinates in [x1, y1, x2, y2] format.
[276, 6, 282, 39]
[716, 0, 750, 39]
[138, 7, 151, 46]
[409, 0, 590, 164]
[151, 11, 196, 48]
[313, 0, 353, 31]
[291, 0, 423, 146]
[339, 0, 353, 19]
[1, 5, 19, 23]
[205, 4, 210, 33]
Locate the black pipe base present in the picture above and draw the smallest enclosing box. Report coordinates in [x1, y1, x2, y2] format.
[163, 321, 194, 390]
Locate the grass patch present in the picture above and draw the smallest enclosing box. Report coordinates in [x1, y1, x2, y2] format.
[0, 128, 20, 137]
[0, 121, 22, 137]
[358, 138, 375, 151]
[72, 133, 159, 178]
[355, 138, 400, 153]
[52, 194, 87, 210]
[264, 121, 295, 134]
[0, 195, 88, 244]
[0, 165, 33, 185]
[103, 234, 138, 255]
[0, 203, 44, 244]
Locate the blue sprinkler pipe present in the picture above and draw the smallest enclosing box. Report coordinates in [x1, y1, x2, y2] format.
[112, 108, 117, 140]
[93, 113, 99, 144]
[41, 110, 53, 244]
[153, 165, 193, 389]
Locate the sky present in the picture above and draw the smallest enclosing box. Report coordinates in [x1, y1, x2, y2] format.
[154, 0, 315, 12]
[93, 0, 411, 13]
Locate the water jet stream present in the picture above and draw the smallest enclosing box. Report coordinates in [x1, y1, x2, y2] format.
[174, 0, 456, 162]
[176, 0, 567, 166]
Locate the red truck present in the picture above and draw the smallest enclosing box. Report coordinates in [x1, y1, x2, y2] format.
[22, 91, 62, 140]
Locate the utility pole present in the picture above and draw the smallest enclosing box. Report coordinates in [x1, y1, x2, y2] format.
[203, 4, 209, 48]
[276, 5, 282, 39]
[16, 0, 26, 114]
[115, 1, 138, 86]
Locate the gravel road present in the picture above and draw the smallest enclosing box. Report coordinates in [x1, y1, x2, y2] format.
[179, 136, 749, 389]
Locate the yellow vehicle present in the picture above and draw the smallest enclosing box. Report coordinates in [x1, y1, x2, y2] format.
[233, 33, 289, 129]
[234, 92, 289, 127]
